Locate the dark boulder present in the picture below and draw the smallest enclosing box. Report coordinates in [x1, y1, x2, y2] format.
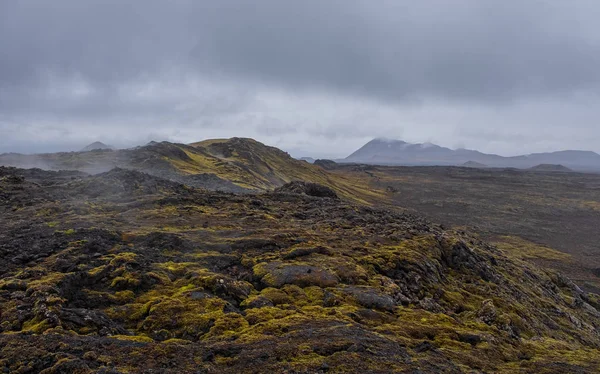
[343, 287, 396, 312]
[255, 262, 339, 288]
[274, 181, 338, 199]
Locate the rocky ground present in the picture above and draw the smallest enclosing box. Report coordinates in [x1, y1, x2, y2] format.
[1, 166, 600, 373]
[327, 164, 600, 294]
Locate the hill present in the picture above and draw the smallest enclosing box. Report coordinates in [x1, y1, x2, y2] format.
[314, 159, 338, 169]
[1, 166, 600, 372]
[529, 164, 573, 172]
[345, 138, 600, 171]
[463, 161, 488, 168]
[81, 142, 114, 152]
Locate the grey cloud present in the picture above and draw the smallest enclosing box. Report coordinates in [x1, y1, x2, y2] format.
[3, 1, 600, 104]
[1, 1, 600, 156]
[192, 1, 600, 102]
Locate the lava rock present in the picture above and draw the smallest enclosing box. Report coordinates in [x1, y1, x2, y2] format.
[274, 181, 339, 199]
[257, 262, 339, 288]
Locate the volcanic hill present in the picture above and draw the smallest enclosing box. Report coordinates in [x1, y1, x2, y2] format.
[463, 161, 488, 168]
[529, 164, 573, 172]
[0, 138, 382, 204]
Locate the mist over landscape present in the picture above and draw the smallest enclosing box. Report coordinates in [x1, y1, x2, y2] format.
[3, 1, 600, 373]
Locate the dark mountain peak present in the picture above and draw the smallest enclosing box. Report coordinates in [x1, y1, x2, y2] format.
[81, 141, 113, 152]
[371, 137, 408, 145]
[412, 142, 447, 151]
[347, 138, 410, 160]
[346, 138, 455, 165]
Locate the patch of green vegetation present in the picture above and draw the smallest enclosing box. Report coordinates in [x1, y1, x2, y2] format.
[110, 273, 142, 290]
[493, 236, 572, 261]
[108, 335, 154, 343]
[21, 318, 53, 335]
[55, 228, 76, 235]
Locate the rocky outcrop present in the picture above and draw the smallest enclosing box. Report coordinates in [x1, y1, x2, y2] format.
[274, 181, 339, 199]
[254, 262, 339, 288]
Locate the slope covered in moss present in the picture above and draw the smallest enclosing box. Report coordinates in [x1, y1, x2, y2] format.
[1, 166, 599, 373]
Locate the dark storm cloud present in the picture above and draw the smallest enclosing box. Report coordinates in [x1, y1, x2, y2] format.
[192, 1, 600, 101]
[1, 0, 600, 155]
[3, 1, 600, 103]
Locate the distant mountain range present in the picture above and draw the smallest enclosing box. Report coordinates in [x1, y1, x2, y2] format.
[344, 138, 600, 171]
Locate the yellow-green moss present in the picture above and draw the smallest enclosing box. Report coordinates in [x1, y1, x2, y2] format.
[55, 228, 76, 235]
[244, 306, 298, 325]
[22, 318, 53, 334]
[108, 334, 154, 343]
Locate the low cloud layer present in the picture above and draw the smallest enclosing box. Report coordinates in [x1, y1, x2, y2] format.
[1, 1, 600, 157]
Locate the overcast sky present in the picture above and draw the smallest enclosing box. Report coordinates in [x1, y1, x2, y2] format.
[1, 1, 600, 158]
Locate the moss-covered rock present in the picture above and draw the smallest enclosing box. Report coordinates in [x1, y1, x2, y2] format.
[254, 262, 339, 288]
